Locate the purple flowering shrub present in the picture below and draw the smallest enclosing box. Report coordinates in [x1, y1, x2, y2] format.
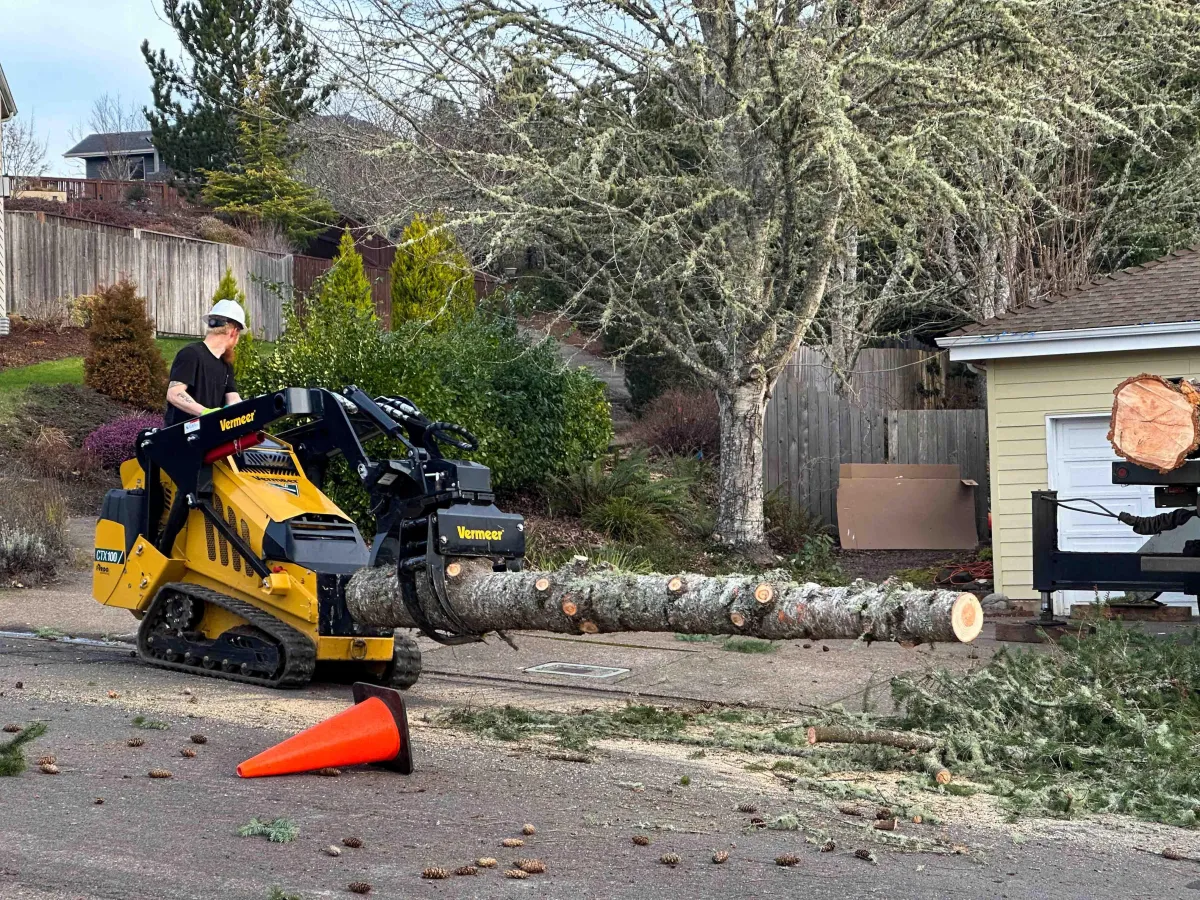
[83, 414, 162, 469]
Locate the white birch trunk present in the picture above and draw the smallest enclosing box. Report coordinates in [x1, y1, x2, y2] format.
[345, 558, 985, 645]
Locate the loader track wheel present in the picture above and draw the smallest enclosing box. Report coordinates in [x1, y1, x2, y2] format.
[137, 583, 316, 689]
[380, 632, 423, 690]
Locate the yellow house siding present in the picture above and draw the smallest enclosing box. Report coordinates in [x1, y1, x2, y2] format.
[989, 349, 1200, 599]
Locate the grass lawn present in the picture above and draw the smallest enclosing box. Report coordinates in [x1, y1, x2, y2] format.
[0, 336, 242, 414]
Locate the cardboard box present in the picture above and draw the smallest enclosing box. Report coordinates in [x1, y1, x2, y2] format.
[837, 463, 978, 550]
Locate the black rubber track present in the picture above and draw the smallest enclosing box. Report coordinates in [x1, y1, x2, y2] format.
[137, 582, 317, 688]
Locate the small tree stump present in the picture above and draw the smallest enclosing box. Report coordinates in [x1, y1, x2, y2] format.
[1109, 374, 1200, 473]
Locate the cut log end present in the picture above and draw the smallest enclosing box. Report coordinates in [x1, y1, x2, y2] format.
[935, 769, 952, 785]
[667, 576, 684, 594]
[1109, 374, 1200, 473]
[950, 594, 983, 644]
[535, 577, 551, 593]
[754, 582, 774, 604]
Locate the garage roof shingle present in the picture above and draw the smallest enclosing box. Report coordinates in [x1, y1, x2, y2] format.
[949, 245, 1200, 337]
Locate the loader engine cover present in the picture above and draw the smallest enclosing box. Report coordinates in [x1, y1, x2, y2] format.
[435, 504, 525, 558]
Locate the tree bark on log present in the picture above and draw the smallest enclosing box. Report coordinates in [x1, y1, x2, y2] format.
[1109, 374, 1200, 473]
[806, 725, 939, 752]
[345, 558, 985, 645]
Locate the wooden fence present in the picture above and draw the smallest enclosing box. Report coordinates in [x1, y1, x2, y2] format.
[292, 254, 392, 328]
[8, 176, 181, 208]
[4, 211, 290, 339]
[764, 359, 988, 537]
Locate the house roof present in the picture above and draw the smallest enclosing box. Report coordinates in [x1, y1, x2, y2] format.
[949, 245, 1200, 338]
[938, 245, 1200, 361]
[64, 131, 155, 158]
[0, 62, 16, 121]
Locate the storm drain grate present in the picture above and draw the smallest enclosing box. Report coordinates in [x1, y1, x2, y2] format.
[524, 662, 630, 679]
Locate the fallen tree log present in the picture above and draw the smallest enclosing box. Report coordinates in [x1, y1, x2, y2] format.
[1109, 374, 1200, 472]
[345, 558, 984, 645]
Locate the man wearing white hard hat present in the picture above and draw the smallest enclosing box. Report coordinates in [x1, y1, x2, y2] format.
[163, 299, 246, 427]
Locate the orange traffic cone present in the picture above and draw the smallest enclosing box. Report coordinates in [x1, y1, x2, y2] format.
[237, 683, 413, 778]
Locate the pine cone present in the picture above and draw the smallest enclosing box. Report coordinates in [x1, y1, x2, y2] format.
[421, 867, 449, 880]
[632, 835, 651, 847]
[107, 691, 119, 699]
[711, 851, 729, 864]
[180, 748, 196, 758]
[476, 857, 497, 868]
[504, 869, 529, 879]
[736, 802, 758, 813]
[454, 866, 478, 876]
[659, 853, 680, 867]
[854, 848, 876, 864]
[836, 802, 862, 816]
[820, 839, 836, 852]
[501, 837, 524, 848]
[521, 823, 537, 836]
[749, 816, 766, 828]
[875, 806, 892, 820]
[319, 767, 341, 777]
[348, 882, 372, 894]
[190, 734, 207, 744]
[775, 853, 800, 867]
[1163, 848, 1185, 861]
[127, 737, 144, 747]
[516, 858, 545, 874]
[93, 798, 104, 805]
[911, 815, 923, 825]
[2, 724, 20, 733]
[342, 837, 364, 849]
[148, 768, 172, 779]
[37, 755, 56, 766]
[40, 762, 60, 775]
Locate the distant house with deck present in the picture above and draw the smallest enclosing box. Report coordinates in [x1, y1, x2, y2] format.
[63, 131, 168, 181]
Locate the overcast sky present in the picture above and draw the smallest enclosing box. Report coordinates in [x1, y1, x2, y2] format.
[1, 0, 183, 176]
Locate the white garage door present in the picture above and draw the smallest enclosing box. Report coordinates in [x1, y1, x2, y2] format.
[1048, 415, 1193, 612]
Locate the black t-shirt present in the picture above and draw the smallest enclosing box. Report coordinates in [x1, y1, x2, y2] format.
[164, 342, 238, 427]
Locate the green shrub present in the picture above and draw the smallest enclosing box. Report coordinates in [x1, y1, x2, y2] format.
[622, 342, 704, 410]
[83, 279, 168, 410]
[389, 213, 475, 331]
[0, 479, 69, 581]
[584, 495, 669, 542]
[245, 236, 611, 532]
[210, 268, 261, 390]
[549, 451, 699, 541]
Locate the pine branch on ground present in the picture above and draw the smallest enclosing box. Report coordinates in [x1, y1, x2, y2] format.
[0, 722, 47, 776]
[238, 817, 300, 843]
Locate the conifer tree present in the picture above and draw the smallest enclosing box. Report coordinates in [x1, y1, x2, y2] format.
[84, 280, 168, 411]
[142, 0, 331, 179]
[389, 213, 475, 331]
[200, 75, 336, 248]
[210, 268, 261, 389]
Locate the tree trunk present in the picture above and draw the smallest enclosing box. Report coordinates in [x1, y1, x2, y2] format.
[1109, 374, 1200, 473]
[714, 380, 769, 549]
[345, 558, 985, 645]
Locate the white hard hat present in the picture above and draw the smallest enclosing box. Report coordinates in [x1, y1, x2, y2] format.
[204, 298, 247, 330]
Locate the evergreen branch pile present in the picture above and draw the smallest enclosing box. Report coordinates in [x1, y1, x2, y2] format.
[888, 621, 1200, 824]
[0, 723, 48, 776]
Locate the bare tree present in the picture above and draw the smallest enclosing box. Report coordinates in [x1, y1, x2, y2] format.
[83, 94, 149, 180]
[2, 111, 49, 179]
[303, 0, 1200, 550]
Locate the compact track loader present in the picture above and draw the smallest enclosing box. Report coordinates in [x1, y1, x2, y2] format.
[92, 387, 525, 689]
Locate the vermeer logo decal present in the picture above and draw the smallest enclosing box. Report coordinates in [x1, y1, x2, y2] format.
[95, 548, 125, 565]
[220, 411, 256, 432]
[457, 525, 504, 541]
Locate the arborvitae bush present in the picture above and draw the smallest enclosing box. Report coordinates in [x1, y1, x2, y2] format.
[389, 213, 475, 331]
[210, 267, 260, 390]
[83, 279, 167, 410]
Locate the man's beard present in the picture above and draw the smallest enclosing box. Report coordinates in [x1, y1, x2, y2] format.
[222, 344, 236, 365]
